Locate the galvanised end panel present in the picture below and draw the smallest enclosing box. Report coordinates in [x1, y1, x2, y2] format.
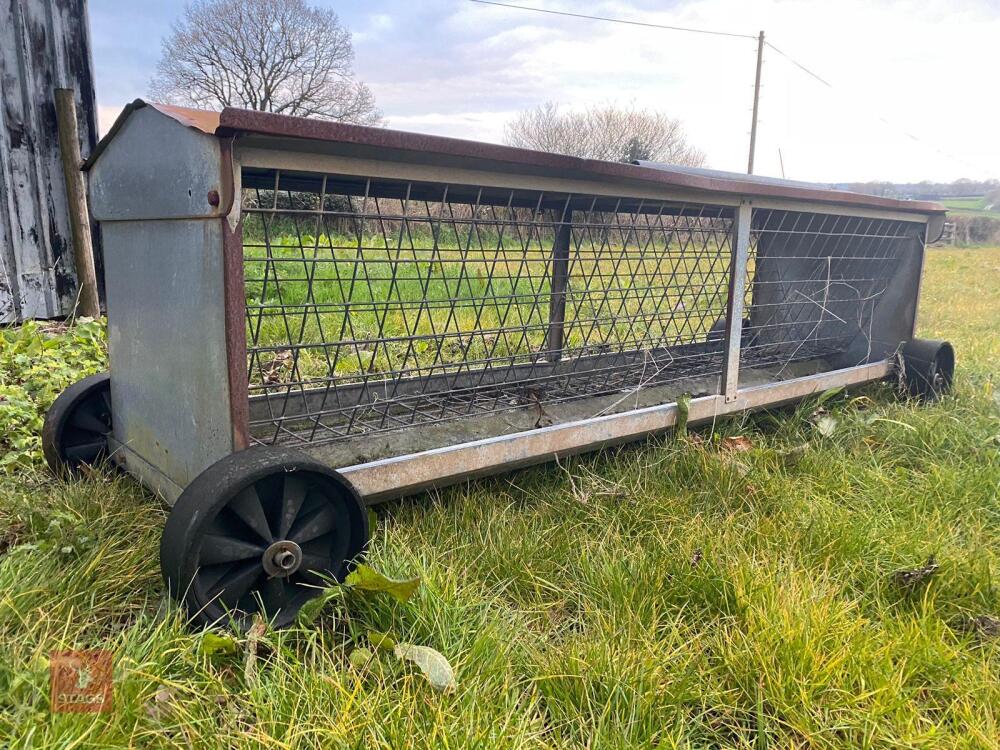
[88, 106, 231, 222]
[103, 219, 234, 500]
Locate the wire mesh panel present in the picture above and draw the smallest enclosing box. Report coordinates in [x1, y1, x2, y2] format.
[741, 209, 924, 382]
[240, 169, 738, 447]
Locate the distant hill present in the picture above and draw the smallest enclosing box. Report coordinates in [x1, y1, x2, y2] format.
[836, 179, 999, 201]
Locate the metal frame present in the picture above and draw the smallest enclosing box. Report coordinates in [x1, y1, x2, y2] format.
[86, 101, 945, 505]
[721, 201, 751, 402]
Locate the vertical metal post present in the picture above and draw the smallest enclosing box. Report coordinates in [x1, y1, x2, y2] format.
[721, 201, 752, 401]
[545, 207, 573, 362]
[747, 30, 765, 175]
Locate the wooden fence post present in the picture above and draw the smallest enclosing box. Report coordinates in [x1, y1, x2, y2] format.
[54, 87, 100, 318]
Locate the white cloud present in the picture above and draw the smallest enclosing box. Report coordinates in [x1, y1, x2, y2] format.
[94, 0, 998, 181]
[355, 0, 999, 181]
[386, 110, 520, 141]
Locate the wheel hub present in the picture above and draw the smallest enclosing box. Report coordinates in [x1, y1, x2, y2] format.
[262, 540, 303, 577]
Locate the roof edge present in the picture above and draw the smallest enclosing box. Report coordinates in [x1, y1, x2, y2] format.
[84, 99, 222, 170]
[84, 101, 947, 216]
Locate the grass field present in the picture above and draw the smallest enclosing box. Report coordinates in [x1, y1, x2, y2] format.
[1, 248, 998, 748]
[941, 197, 1000, 220]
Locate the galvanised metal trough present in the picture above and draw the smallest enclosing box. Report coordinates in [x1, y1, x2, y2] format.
[43, 101, 954, 627]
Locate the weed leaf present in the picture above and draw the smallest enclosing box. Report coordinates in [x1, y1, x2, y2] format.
[394, 643, 456, 693]
[675, 393, 691, 440]
[815, 387, 844, 408]
[815, 415, 839, 438]
[199, 631, 238, 658]
[295, 587, 344, 627]
[349, 647, 374, 670]
[346, 564, 420, 603]
[368, 629, 398, 652]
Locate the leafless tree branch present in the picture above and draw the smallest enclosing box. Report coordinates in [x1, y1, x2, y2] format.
[504, 102, 705, 167]
[149, 0, 382, 125]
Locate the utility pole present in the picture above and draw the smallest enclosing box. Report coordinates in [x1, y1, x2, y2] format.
[747, 30, 764, 175]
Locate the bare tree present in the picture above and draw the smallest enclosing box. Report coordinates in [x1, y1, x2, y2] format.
[504, 103, 705, 167]
[149, 0, 381, 124]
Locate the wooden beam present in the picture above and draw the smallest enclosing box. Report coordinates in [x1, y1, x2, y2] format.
[55, 88, 99, 318]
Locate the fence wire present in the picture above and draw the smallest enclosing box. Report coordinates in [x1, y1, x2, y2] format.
[240, 169, 919, 447]
[242, 170, 736, 446]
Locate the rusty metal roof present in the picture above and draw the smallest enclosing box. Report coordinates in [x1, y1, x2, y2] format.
[89, 100, 945, 215]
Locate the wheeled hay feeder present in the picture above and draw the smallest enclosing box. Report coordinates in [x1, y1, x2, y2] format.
[44, 100, 954, 628]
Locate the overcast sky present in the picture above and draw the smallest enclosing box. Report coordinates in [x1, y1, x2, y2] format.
[89, 0, 999, 184]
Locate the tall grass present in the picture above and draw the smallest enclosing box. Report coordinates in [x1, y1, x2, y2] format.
[0, 247, 998, 748]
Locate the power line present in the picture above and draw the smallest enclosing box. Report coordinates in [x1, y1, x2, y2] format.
[467, 0, 983, 175]
[764, 42, 832, 88]
[466, 0, 756, 40]
[762, 42, 981, 173]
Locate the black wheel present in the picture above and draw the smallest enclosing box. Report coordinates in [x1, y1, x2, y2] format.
[901, 338, 955, 401]
[42, 372, 113, 476]
[160, 446, 368, 630]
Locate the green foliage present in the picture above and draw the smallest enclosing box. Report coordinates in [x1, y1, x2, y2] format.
[198, 632, 238, 658]
[344, 563, 421, 603]
[675, 392, 691, 439]
[0, 319, 106, 471]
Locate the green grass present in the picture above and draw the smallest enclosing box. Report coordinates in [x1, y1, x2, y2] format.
[246, 231, 732, 381]
[1, 248, 999, 748]
[941, 197, 1000, 220]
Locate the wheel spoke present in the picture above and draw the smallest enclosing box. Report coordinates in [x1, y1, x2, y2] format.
[229, 486, 273, 543]
[260, 576, 290, 613]
[299, 552, 335, 576]
[64, 440, 106, 462]
[70, 407, 110, 435]
[198, 534, 265, 565]
[278, 475, 309, 538]
[207, 560, 263, 607]
[288, 506, 337, 544]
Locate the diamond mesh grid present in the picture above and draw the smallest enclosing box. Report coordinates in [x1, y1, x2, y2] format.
[241, 169, 736, 446]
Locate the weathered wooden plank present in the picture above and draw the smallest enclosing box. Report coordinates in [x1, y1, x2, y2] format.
[0, 0, 98, 322]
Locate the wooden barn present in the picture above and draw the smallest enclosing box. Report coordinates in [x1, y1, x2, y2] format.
[0, 0, 99, 323]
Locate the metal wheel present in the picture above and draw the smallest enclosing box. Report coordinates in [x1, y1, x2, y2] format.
[42, 372, 113, 476]
[901, 338, 955, 401]
[160, 446, 368, 629]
